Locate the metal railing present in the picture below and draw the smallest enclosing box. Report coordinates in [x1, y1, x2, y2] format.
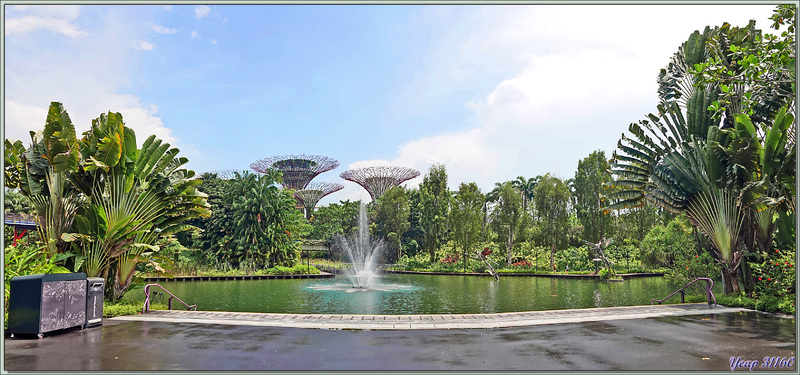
[143, 283, 197, 313]
[651, 277, 717, 306]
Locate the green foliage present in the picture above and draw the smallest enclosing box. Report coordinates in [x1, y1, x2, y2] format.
[3, 188, 36, 214]
[374, 186, 410, 262]
[687, 292, 795, 316]
[533, 173, 571, 269]
[264, 264, 321, 275]
[419, 163, 449, 264]
[4, 240, 71, 314]
[604, 239, 639, 271]
[490, 181, 523, 267]
[572, 150, 612, 243]
[103, 299, 168, 318]
[555, 246, 592, 272]
[307, 199, 360, 246]
[751, 248, 795, 299]
[511, 176, 537, 214]
[597, 267, 618, 280]
[450, 182, 485, 270]
[665, 251, 720, 294]
[226, 170, 304, 269]
[640, 215, 698, 268]
[4, 102, 210, 301]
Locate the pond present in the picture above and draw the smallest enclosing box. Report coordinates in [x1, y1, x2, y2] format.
[127, 274, 721, 315]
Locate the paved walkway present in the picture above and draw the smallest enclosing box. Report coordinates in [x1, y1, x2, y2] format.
[111, 303, 743, 330]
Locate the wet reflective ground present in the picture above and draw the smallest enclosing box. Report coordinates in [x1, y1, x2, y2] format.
[3, 311, 795, 371]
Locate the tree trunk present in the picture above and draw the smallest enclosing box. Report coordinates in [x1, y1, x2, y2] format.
[550, 243, 556, 272]
[506, 228, 513, 267]
[721, 266, 741, 295]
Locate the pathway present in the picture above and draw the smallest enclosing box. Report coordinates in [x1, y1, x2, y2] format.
[111, 303, 745, 330]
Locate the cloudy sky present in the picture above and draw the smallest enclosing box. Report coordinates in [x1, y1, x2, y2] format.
[3, 4, 778, 205]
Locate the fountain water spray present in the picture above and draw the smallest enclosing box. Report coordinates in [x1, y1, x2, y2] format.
[338, 202, 386, 288]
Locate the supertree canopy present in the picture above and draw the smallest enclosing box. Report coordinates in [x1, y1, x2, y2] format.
[340, 166, 420, 201]
[294, 182, 344, 219]
[250, 154, 340, 190]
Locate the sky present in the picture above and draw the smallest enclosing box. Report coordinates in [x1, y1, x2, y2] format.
[3, 3, 780, 206]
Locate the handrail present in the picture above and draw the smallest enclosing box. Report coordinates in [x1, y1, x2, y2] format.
[143, 283, 197, 313]
[651, 277, 717, 306]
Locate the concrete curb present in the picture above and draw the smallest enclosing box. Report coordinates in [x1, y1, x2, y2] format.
[111, 303, 748, 330]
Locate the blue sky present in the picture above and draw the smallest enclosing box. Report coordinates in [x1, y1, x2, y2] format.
[3, 4, 779, 205]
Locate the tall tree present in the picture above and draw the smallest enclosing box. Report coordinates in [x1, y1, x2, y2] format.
[227, 170, 305, 269]
[606, 11, 795, 293]
[374, 186, 410, 262]
[511, 176, 537, 214]
[307, 199, 360, 243]
[533, 174, 571, 270]
[450, 182, 485, 271]
[419, 164, 449, 264]
[490, 181, 523, 267]
[571, 150, 612, 243]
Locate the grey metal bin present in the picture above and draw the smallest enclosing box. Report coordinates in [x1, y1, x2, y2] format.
[85, 278, 104, 328]
[8, 273, 87, 337]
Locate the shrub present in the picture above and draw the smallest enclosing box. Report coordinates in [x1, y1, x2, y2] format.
[4, 241, 72, 314]
[103, 299, 169, 318]
[511, 260, 531, 267]
[598, 268, 616, 279]
[751, 249, 795, 299]
[640, 216, 697, 268]
[665, 251, 720, 294]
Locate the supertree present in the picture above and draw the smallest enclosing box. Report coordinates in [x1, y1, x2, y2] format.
[340, 166, 420, 201]
[250, 154, 340, 190]
[294, 182, 344, 219]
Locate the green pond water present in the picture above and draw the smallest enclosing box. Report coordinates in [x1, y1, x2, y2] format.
[128, 274, 721, 315]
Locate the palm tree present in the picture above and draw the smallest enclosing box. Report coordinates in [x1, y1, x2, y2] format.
[606, 19, 795, 294]
[511, 176, 537, 214]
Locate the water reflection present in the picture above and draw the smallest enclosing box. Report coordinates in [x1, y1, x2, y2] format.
[130, 274, 721, 315]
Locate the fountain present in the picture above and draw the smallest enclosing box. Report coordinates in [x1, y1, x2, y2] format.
[308, 201, 413, 295]
[339, 202, 385, 289]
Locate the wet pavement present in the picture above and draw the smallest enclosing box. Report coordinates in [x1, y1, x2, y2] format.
[3, 308, 796, 371]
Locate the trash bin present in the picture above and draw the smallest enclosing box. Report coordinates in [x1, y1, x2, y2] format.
[85, 278, 104, 328]
[8, 273, 87, 337]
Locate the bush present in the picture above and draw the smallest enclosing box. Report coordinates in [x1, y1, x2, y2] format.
[640, 216, 697, 268]
[665, 251, 720, 294]
[104, 299, 169, 318]
[555, 246, 592, 272]
[264, 264, 320, 275]
[4, 241, 72, 314]
[598, 268, 618, 279]
[686, 292, 795, 315]
[751, 249, 795, 299]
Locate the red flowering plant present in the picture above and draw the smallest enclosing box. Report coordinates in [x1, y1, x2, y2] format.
[510, 259, 532, 269]
[439, 254, 460, 264]
[751, 248, 796, 299]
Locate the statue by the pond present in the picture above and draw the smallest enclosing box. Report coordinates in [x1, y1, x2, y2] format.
[584, 237, 615, 274]
[474, 247, 499, 281]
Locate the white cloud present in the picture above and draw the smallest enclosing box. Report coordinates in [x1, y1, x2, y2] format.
[211, 39, 217, 45]
[5, 6, 88, 38]
[4, 7, 180, 152]
[134, 40, 155, 50]
[386, 5, 777, 193]
[3, 101, 48, 143]
[191, 30, 200, 39]
[195, 5, 210, 19]
[152, 24, 178, 34]
[163, 5, 172, 11]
